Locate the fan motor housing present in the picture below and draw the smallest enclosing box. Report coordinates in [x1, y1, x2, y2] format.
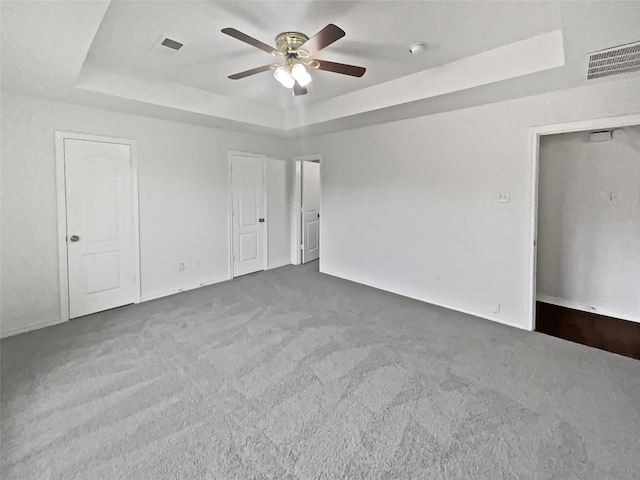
[275, 32, 309, 57]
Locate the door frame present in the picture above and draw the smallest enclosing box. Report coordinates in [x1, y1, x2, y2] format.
[55, 131, 142, 323]
[227, 151, 268, 278]
[292, 154, 322, 265]
[527, 113, 640, 331]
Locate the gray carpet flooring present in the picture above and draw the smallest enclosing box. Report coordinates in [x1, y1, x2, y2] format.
[1, 261, 639, 479]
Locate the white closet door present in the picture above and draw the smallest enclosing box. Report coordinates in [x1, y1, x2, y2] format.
[231, 154, 266, 277]
[65, 139, 136, 318]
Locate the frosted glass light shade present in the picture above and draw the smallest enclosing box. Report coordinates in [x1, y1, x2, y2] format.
[291, 63, 312, 87]
[274, 66, 295, 88]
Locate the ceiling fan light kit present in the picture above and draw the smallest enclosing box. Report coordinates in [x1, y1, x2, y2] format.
[291, 63, 312, 87]
[272, 60, 313, 89]
[274, 65, 296, 88]
[221, 24, 366, 96]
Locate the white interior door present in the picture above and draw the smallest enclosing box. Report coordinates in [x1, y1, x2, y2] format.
[231, 154, 266, 277]
[301, 161, 320, 263]
[64, 139, 137, 318]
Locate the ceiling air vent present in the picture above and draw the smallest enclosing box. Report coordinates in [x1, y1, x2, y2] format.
[160, 37, 183, 51]
[587, 40, 640, 80]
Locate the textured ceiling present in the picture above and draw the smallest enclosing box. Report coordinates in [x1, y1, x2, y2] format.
[85, 0, 561, 108]
[1, 1, 639, 136]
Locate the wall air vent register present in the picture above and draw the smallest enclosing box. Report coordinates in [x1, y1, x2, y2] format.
[587, 40, 640, 80]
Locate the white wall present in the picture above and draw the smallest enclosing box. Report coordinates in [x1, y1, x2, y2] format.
[0, 93, 290, 337]
[3, 77, 639, 337]
[537, 127, 640, 322]
[266, 158, 291, 269]
[291, 77, 640, 330]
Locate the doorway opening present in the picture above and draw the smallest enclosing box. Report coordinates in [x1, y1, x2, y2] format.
[529, 115, 640, 359]
[292, 155, 321, 265]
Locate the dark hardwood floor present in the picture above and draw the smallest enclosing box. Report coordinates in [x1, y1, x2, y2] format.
[536, 302, 640, 360]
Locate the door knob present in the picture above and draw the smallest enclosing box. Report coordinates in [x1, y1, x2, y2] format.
[258, 218, 265, 223]
[69, 235, 80, 242]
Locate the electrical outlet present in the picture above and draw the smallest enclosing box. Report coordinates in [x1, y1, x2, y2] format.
[493, 303, 501, 314]
[195, 260, 201, 269]
[178, 263, 185, 272]
[498, 193, 510, 203]
[436, 273, 442, 281]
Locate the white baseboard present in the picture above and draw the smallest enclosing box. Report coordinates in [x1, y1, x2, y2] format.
[321, 268, 529, 331]
[536, 295, 640, 323]
[140, 275, 231, 303]
[0, 317, 68, 339]
[267, 261, 291, 270]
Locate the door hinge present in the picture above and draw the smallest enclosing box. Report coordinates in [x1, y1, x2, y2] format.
[300, 244, 304, 250]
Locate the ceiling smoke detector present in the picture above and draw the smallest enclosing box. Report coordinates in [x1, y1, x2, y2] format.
[409, 43, 426, 54]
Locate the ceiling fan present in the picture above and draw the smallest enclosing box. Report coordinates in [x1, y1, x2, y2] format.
[221, 24, 366, 96]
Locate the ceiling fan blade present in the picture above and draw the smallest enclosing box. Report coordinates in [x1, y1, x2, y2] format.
[221, 27, 276, 55]
[293, 81, 308, 96]
[228, 64, 273, 80]
[314, 60, 366, 77]
[299, 24, 345, 55]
